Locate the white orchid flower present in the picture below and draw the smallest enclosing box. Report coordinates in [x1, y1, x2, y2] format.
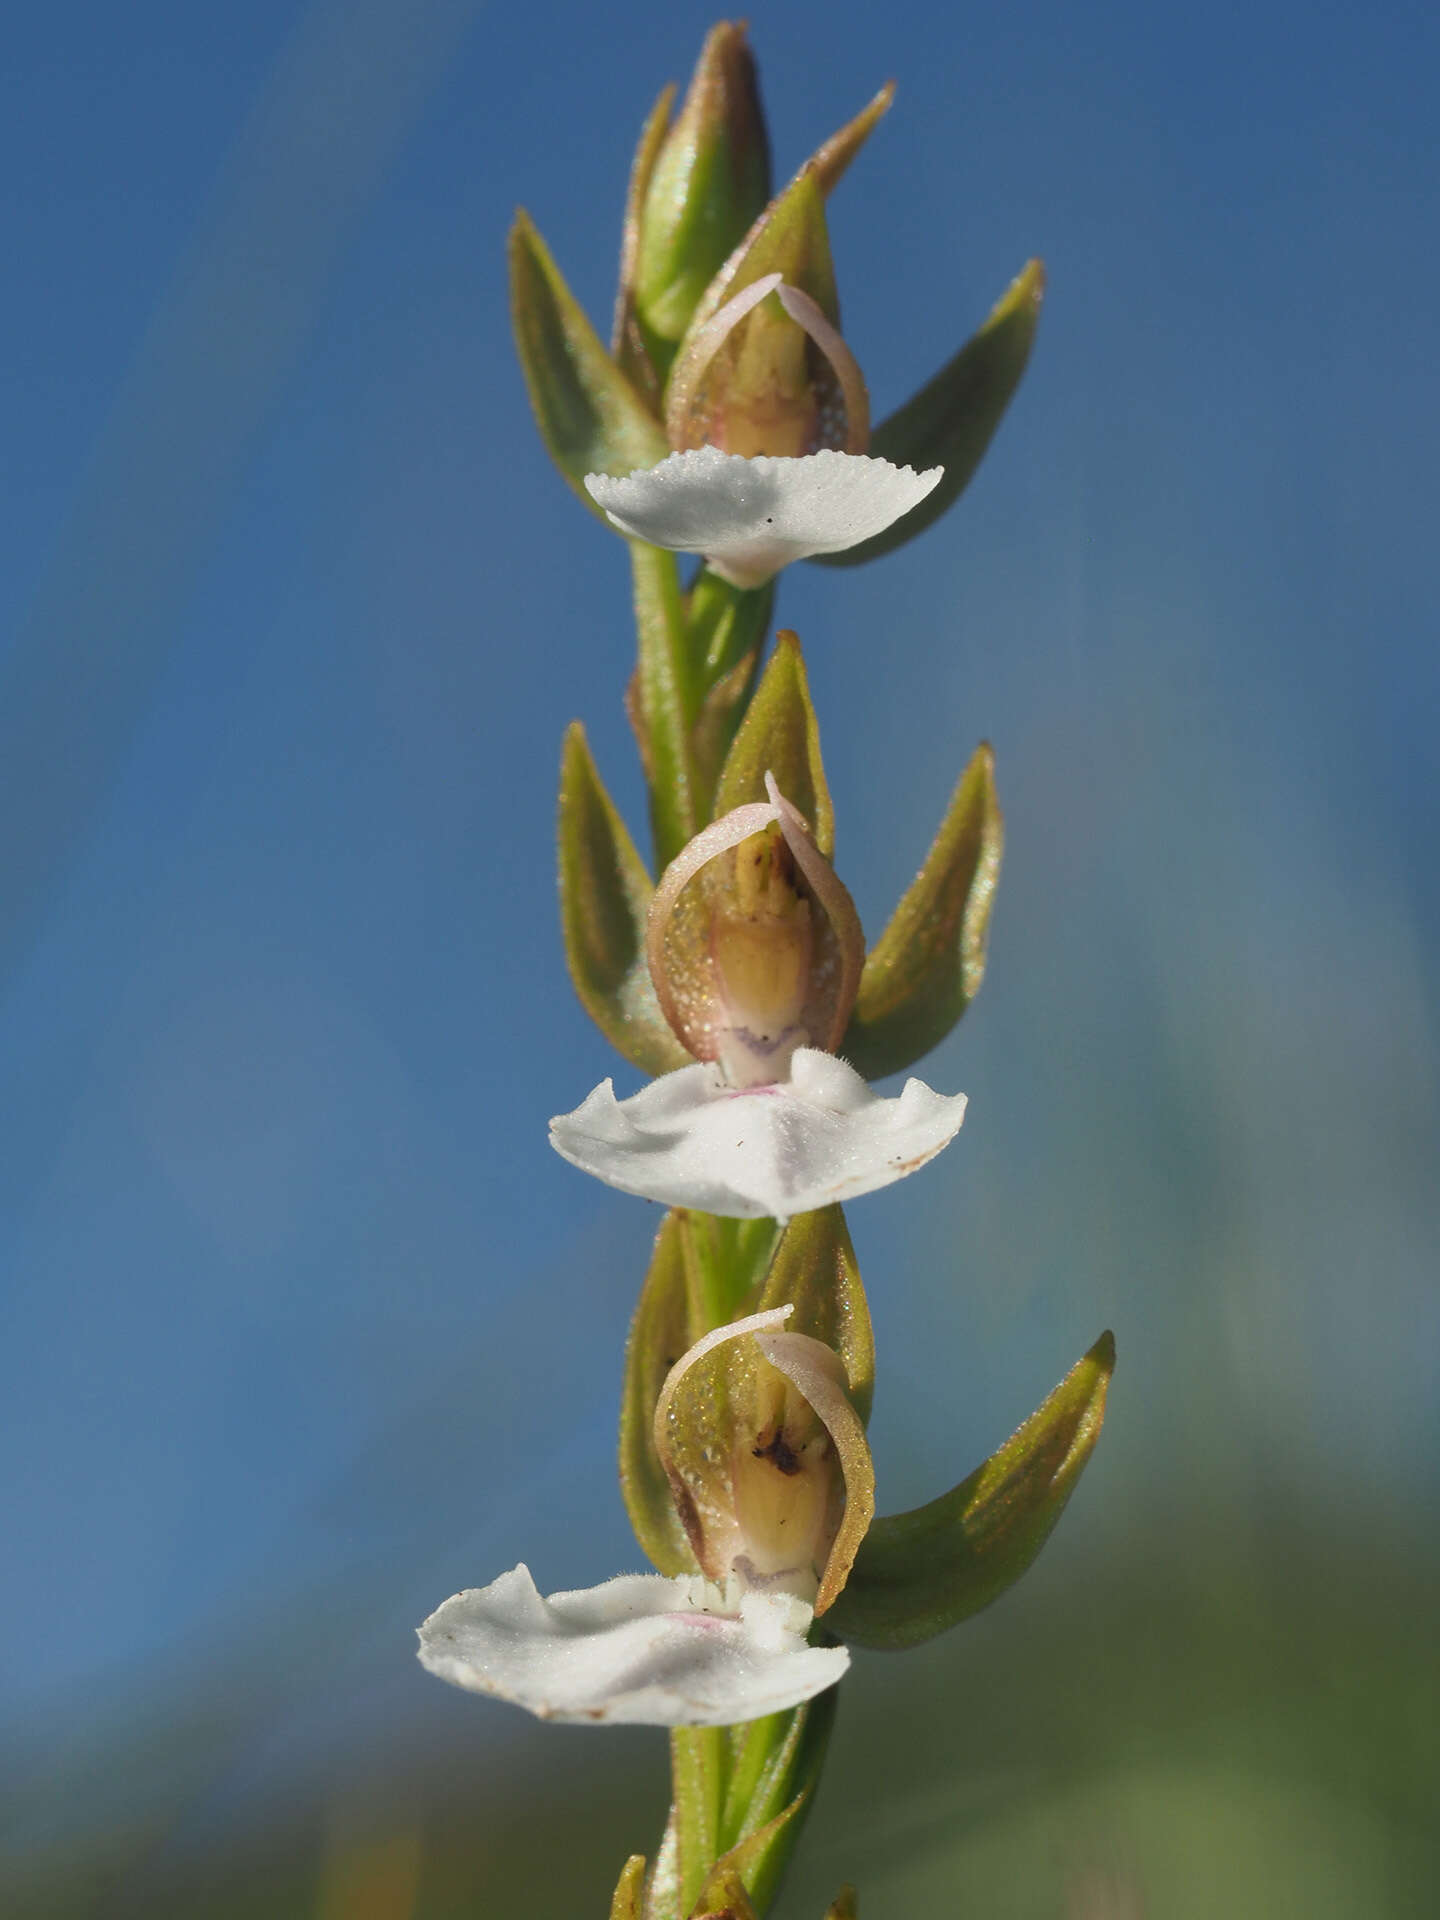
[549, 775, 967, 1221]
[585, 277, 942, 587]
[418, 1307, 873, 1727]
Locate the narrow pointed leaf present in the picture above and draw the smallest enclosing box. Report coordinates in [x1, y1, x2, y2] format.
[811, 259, 1044, 567]
[509, 210, 668, 512]
[826, 1332, 1116, 1650]
[711, 631, 833, 854]
[756, 1206, 873, 1423]
[611, 1855, 647, 1920]
[558, 723, 689, 1075]
[613, 84, 676, 407]
[842, 743, 1002, 1078]
[695, 1790, 811, 1920]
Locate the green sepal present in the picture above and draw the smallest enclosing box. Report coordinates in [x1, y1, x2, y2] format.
[805, 83, 893, 196]
[841, 743, 1002, 1079]
[610, 1854, 648, 1920]
[811, 259, 1044, 567]
[711, 631, 834, 856]
[756, 1206, 873, 1424]
[613, 84, 677, 410]
[823, 1891, 858, 1920]
[634, 23, 772, 352]
[679, 166, 840, 355]
[691, 644, 763, 824]
[508, 209, 668, 513]
[620, 1210, 781, 1575]
[826, 1331, 1116, 1650]
[557, 722, 689, 1075]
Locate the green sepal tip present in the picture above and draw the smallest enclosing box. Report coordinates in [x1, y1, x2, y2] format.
[810, 258, 1044, 567]
[712, 630, 834, 856]
[841, 742, 1001, 1079]
[826, 1330, 1116, 1649]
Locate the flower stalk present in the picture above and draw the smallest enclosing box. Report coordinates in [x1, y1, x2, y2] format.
[423, 22, 1114, 1918]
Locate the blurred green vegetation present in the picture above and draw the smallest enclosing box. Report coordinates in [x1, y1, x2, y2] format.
[7, 1521, 1434, 1918]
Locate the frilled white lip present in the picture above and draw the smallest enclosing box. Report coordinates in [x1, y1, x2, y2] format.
[584, 447, 943, 588]
[417, 1564, 848, 1727]
[549, 1046, 967, 1222]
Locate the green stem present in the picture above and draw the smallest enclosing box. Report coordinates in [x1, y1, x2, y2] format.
[669, 1726, 727, 1915]
[630, 541, 700, 870]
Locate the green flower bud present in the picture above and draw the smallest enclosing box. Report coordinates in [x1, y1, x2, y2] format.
[634, 23, 772, 354]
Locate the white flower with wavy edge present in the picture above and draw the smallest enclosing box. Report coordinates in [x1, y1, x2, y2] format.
[417, 1307, 873, 1727]
[585, 277, 942, 587]
[549, 775, 967, 1221]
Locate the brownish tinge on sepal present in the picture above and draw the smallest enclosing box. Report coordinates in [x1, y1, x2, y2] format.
[646, 782, 863, 1087]
[651, 1308, 875, 1615]
[822, 1888, 858, 1920]
[634, 24, 772, 354]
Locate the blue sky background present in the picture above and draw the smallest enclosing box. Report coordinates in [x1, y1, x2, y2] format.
[2, 0, 1437, 1907]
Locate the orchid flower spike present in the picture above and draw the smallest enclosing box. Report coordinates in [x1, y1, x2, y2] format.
[549, 776, 968, 1220]
[417, 1307, 874, 1726]
[585, 276, 941, 586]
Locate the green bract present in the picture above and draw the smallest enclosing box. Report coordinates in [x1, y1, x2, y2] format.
[811, 259, 1045, 566]
[827, 1331, 1116, 1650]
[842, 742, 1003, 1079]
[508, 211, 668, 510]
[557, 722, 688, 1075]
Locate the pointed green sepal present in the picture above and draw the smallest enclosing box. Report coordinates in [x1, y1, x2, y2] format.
[620, 1210, 781, 1574]
[682, 166, 840, 344]
[508, 210, 669, 512]
[634, 23, 772, 351]
[689, 1863, 759, 1919]
[610, 1854, 647, 1920]
[805, 83, 894, 196]
[613, 84, 677, 409]
[712, 632, 834, 854]
[557, 722, 690, 1075]
[841, 743, 1002, 1079]
[826, 1331, 1115, 1649]
[756, 1206, 873, 1424]
[810, 259, 1044, 567]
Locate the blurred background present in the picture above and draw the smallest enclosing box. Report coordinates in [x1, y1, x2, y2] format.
[2, 1, 1436, 1914]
